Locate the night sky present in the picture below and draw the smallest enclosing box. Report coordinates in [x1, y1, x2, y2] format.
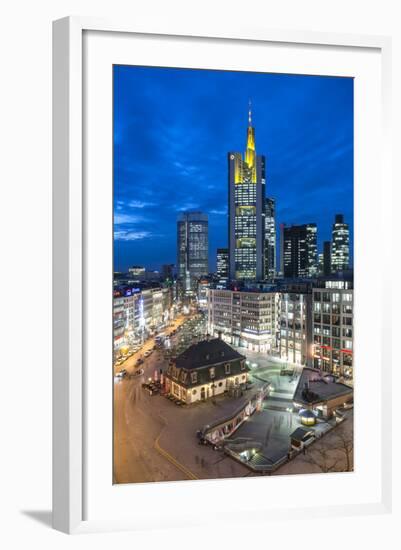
[113, 65, 353, 273]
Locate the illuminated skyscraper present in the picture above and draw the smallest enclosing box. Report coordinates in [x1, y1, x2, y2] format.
[331, 214, 349, 272]
[282, 223, 318, 278]
[216, 248, 229, 287]
[177, 211, 209, 294]
[228, 103, 266, 281]
[264, 197, 276, 280]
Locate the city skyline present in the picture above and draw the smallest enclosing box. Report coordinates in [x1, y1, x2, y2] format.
[114, 65, 353, 272]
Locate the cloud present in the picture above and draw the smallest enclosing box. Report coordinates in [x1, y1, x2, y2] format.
[114, 213, 144, 224]
[114, 230, 151, 241]
[128, 200, 156, 209]
[209, 207, 227, 215]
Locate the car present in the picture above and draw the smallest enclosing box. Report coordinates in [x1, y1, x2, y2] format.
[115, 369, 127, 378]
[132, 368, 144, 377]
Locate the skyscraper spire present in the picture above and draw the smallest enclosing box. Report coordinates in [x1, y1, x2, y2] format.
[245, 100, 256, 171]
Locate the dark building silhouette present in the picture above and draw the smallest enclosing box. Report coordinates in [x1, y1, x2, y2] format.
[323, 241, 331, 276]
[282, 224, 318, 278]
[264, 197, 276, 280]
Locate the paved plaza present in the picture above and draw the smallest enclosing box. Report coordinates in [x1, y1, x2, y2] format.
[114, 339, 352, 483]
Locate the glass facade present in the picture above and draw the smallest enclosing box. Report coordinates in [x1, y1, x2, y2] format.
[229, 107, 265, 281]
[177, 211, 209, 294]
[282, 224, 318, 278]
[331, 214, 350, 272]
[264, 197, 276, 280]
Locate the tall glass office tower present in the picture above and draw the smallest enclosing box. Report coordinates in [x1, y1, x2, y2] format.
[228, 104, 266, 281]
[264, 197, 276, 280]
[331, 214, 349, 272]
[177, 211, 209, 294]
[282, 223, 318, 278]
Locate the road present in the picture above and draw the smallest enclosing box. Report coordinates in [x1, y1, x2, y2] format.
[114, 314, 186, 376]
[113, 353, 187, 483]
[113, 313, 254, 483]
[113, 314, 192, 483]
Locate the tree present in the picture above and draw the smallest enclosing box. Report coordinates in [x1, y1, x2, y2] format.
[303, 421, 354, 473]
[303, 443, 344, 473]
[331, 429, 354, 472]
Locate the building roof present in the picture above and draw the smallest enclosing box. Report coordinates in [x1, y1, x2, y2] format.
[293, 368, 353, 406]
[175, 338, 245, 371]
[290, 428, 313, 442]
[166, 338, 249, 388]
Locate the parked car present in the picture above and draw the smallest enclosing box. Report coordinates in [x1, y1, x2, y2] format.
[131, 368, 144, 377]
[115, 369, 127, 379]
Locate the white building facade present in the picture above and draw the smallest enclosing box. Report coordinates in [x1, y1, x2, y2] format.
[207, 289, 279, 352]
[279, 292, 312, 366]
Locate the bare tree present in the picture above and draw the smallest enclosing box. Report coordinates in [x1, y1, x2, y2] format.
[303, 443, 344, 473]
[331, 430, 354, 472]
[303, 421, 354, 473]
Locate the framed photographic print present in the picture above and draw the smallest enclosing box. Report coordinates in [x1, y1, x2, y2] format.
[52, 17, 392, 534]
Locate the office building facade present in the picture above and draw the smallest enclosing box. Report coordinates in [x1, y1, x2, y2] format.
[331, 214, 350, 272]
[177, 211, 209, 294]
[216, 248, 229, 288]
[279, 292, 313, 366]
[207, 289, 279, 352]
[282, 223, 318, 278]
[228, 106, 266, 281]
[323, 240, 332, 276]
[312, 282, 353, 380]
[264, 197, 276, 280]
[113, 286, 174, 355]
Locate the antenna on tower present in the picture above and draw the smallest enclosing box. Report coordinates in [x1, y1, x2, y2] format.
[248, 99, 252, 125]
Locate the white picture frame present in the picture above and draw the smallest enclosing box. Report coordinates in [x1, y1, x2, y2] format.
[52, 16, 393, 534]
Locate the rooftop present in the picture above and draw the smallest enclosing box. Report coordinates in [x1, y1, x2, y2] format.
[175, 338, 245, 371]
[290, 427, 313, 442]
[293, 368, 353, 405]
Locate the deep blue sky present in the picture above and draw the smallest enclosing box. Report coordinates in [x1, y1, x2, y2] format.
[113, 65, 353, 272]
